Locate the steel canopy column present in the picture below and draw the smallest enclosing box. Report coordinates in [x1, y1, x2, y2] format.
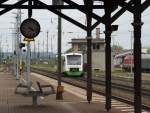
[26, 41, 31, 85]
[132, 0, 143, 113]
[84, 0, 93, 103]
[104, 0, 112, 111]
[56, 0, 63, 100]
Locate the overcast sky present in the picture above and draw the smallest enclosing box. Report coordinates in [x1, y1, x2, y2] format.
[0, 0, 150, 53]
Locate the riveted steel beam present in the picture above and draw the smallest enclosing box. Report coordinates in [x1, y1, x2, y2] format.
[0, 4, 103, 9]
[62, 0, 104, 23]
[36, 0, 87, 31]
[141, 0, 150, 13]
[0, 0, 9, 4]
[111, 0, 133, 23]
[91, 0, 133, 29]
[118, 0, 134, 13]
[0, 0, 28, 16]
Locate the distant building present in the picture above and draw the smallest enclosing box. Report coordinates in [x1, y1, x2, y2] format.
[69, 28, 107, 70]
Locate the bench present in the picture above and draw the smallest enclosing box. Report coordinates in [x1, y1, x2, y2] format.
[15, 81, 55, 105]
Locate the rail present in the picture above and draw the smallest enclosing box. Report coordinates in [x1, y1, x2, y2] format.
[31, 68, 150, 111]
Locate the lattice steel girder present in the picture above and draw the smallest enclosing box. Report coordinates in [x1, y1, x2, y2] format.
[118, 0, 134, 13]
[141, 0, 150, 13]
[118, 0, 150, 13]
[0, 0, 103, 31]
[62, 0, 104, 24]
[0, 0, 149, 31]
[0, 0, 9, 4]
[111, 0, 133, 24]
[92, 0, 150, 30]
[91, 0, 134, 30]
[36, 0, 87, 31]
[0, 0, 28, 16]
[0, 0, 104, 30]
[0, 4, 104, 9]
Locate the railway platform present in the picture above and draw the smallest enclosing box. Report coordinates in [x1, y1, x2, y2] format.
[0, 71, 142, 113]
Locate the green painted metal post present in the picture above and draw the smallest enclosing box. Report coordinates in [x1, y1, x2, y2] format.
[56, 0, 64, 100]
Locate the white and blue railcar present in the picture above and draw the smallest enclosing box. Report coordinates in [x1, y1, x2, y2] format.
[63, 53, 84, 77]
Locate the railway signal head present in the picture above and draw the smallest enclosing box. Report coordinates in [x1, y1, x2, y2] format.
[23, 49, 26, 52]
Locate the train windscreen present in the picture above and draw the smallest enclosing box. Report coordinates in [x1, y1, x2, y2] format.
[67, 55, 81, 65]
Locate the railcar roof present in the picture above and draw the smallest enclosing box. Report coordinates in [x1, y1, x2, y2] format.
[65, 53, 82, 56]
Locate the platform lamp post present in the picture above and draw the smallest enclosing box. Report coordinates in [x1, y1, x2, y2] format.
[10, 22, 17, 76]
[0, 41, 1, 67]
[52, 0, 64, 100]
[37, 40, 40, 64]
[19, 0, 40, 87]
[26, 41, 31, 86]
[46, 31, 49, 61]
[16, 15, 21, 80]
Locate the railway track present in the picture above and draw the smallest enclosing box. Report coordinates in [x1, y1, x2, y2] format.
[31, 68, 150, 111]
[93, 75, 150, 89]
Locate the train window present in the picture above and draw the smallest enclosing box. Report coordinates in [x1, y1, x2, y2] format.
[67, 55, 81, 65]
[78, 44, 82, 51]
[78, 44, 86, 51]
[93, 43, 100, 50]
[96, 44, 100, 50]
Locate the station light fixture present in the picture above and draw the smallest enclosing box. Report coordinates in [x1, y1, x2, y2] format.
[23, 49, 26, 52]
[19, 43, 26, 49]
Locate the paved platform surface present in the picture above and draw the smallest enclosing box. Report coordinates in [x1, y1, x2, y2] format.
[0, 71, 130, 113]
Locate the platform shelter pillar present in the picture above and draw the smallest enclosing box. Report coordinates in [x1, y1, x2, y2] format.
[55, 0, 64, 100]
[104, 0, 113, 111]
[84, 0, 93, 103]
[132, 0, 143, 113]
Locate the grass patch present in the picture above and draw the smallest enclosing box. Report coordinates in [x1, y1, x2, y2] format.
[92, 68, 134, 80]
[31, 64, 57, 72]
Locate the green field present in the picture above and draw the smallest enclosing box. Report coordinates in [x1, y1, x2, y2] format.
[31, 64, 57, 72]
